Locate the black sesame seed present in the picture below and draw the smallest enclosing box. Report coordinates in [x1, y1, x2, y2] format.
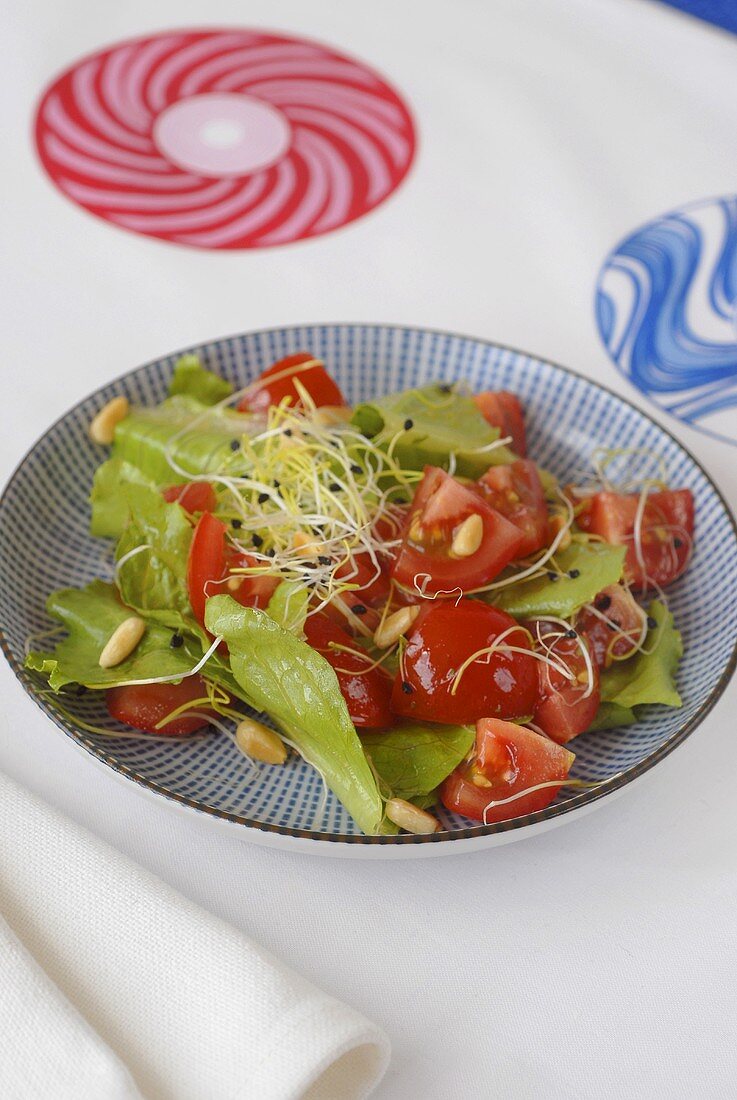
[438, 383, 452, 394]
[547, 571, 558, 581]
[565, 628, 577, 639]
[329, 482, 341, 492]
[318, 555, 331, 566]
[257, 492, 269, 504]
[273, 479, 281, 489]
[284, 428, 293, 437]
[231, 519, 242, 529]
[267, 548, 276, 557]
[351, 464, 362, 475]
[674, 538, 683, 549]
[230, 439, 240, 451]
[170, 633, 183, 649]
[351, 603, 367, 615]
[568, 569, 581, 579]
[401, 680, 413, 695]
[403, 418, 414, 431]
[251, 533, 263, 548]
[647, 615, 657, 630]
[595, 595, 612, 612]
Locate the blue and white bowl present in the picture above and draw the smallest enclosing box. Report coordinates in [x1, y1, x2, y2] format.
[1, 325, 736, 857]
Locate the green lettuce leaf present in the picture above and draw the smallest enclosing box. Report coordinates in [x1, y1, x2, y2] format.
[168, 354, 233, 406]
[265, 581, 309, 634]
[205, 596, 384, 835]
[491, 541, 625, 619]
[89, 458, 156, 539]
[115, 484, 195, 634]
[361, 721, 473, 801]
[26, 581, 196, 691]
[112, 395, 251, 483]
[352, 383, 516, 478]
[587, 702, 637, 731]
[599, 600, 682, 710]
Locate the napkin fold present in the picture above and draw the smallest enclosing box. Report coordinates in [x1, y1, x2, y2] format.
[0, 770, 389, 1100]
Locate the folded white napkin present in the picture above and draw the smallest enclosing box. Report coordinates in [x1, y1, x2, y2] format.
[0, 770, 389, 1100]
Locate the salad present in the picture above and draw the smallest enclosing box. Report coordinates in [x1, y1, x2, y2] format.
[27, 352, 694, 835]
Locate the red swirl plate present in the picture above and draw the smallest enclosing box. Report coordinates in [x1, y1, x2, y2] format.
[34, 28, 416, 250]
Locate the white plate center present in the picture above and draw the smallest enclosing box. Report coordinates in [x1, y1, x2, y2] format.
[153, 93, 292, 178]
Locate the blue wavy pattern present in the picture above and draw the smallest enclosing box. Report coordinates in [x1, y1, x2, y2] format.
[596, 196, 737, 445]
[659, 1, 737, 36]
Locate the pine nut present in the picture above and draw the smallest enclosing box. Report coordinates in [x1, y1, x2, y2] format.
[451, 513, 483, 558]
[293, 531, 319, 557]
[471, 773, 493, 788]
[226, 577, 241, 592]
[89, 396, 129, 445]
[98, 616, 146, 668]
[386, 798, 441, 834]
[373, 605, 420, 648]
[313, 405, 353, 427]
[548, 513, 572, 550]
[235, 719, 288, 764]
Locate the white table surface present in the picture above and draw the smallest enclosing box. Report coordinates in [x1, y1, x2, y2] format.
[3, 1, 737, 1096]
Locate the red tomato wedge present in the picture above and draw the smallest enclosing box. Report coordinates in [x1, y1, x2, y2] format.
[584, 489, 694, 589]
[372, 506, 409, 564]
[527, 621, 600, 743]
[477, 460, 547, 557]
[227, 552, 281, 610]
[162, 482, 217, 514]
[391, 467, 524, 596]
[321, 598, 381, 635]
[440, 718, 575, 823]
[187, 512, 227, 628]
[473, 391, 527, 455]
[576, 584, 644, 670]
[237, 352, 347, 414]
[107, 675, 214, 735]
[391, 601, 538, 725]
[335, 552, 391, 608]
[569, 486, 594, 532]
[303, 613, 394, 728]
[187, 512, 279, 630]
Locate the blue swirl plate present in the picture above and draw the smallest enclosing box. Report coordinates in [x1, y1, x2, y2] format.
[596, 195, 737, 447]
[1, 325, 736, 858]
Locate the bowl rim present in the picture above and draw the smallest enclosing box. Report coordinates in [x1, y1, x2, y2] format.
[2, 321, 736, 847]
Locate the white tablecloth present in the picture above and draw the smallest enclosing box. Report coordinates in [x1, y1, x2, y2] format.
[3, 1, 736, 1096]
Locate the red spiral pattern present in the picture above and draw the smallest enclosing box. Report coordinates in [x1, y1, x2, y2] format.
[34, 29, 416, 249]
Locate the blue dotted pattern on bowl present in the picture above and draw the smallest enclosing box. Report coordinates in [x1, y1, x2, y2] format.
[1, 325, 736, 846]
[596, 195, 737, 447]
